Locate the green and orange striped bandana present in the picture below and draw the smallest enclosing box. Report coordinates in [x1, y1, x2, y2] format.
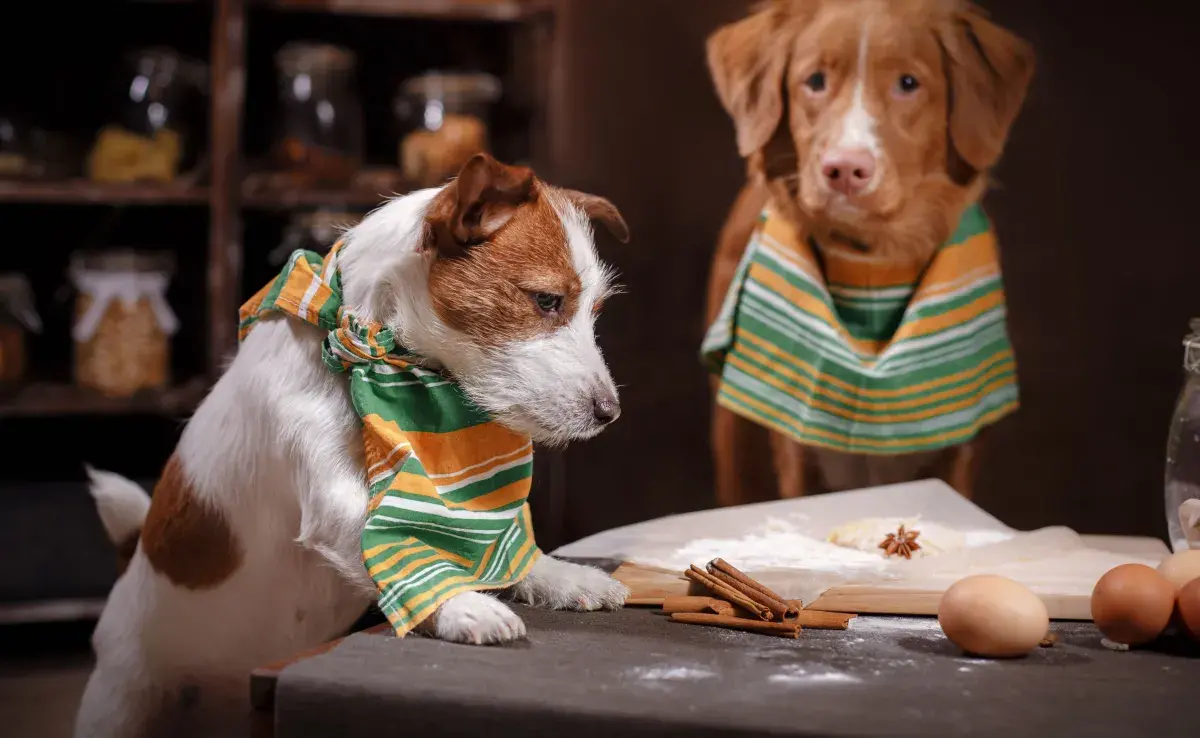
[240, 243, 540, 637]
[702, 203, 1018, 455]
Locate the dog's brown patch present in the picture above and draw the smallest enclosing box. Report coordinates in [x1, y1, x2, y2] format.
[141, 454, 242, 589]
[423, 154, 626, 348]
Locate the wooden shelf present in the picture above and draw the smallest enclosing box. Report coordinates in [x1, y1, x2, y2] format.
[242, 186, 401, 210]
[0, 179, 209, 206]
[261, 0, 552, 22]
[0, 379, 209, 419]
[241, 169, 412, 210]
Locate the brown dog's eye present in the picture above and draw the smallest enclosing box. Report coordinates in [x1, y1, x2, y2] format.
[896, 74, 920, 95]
[804, 71, 827, 94]
[533, 292, 564, 315]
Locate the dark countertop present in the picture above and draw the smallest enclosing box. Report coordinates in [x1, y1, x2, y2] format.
[271, 605, 1199, 738]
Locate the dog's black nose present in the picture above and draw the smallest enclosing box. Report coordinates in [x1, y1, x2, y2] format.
[592, 391, 621, 424]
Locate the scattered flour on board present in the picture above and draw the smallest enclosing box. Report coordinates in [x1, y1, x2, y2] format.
[635, 517, 1012, 572]
[851, 616, 942, 633]
[627, 666, 717, 681]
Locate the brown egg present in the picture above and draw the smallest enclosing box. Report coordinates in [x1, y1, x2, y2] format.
[1178, 577, 1200, 643]
[1157, 550, 1200, 591]
[938, 574, 1049, 658]
[1090, 563, 1176, 646]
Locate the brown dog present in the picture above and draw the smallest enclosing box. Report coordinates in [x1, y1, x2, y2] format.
[704, 0, 1034, 505]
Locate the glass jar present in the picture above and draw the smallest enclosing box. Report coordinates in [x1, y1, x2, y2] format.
[268, 209, 362, 265]
[0, 273, 41, 394]
[86, 48, 207, 184]
[273, 42, 363, 187]
[1165, 318, 1200, 551]
[69, 250, 179, 398]
[394, 71, 501, 187]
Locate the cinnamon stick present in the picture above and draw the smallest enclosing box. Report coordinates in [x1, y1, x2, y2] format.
[624, 597, 666, 607]
[662, 596, 734, 616]
[784, 610, 857, 630]
[706, 559, 797, 621]
[685, 565, 771, 620]
[670, 612, 801, 638]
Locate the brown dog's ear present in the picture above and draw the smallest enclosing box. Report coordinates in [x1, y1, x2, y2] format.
[559, 189, 630, 243]
[706, 4, 792, 158]
[429, 153, 535, 253]
[941, 7, 1035, 173]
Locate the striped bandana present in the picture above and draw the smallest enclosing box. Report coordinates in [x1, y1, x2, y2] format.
[702, 203, 1019, 455]
[239, 243, 540, 637]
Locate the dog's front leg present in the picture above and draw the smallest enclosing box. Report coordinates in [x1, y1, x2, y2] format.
[505, 555, 629, 611]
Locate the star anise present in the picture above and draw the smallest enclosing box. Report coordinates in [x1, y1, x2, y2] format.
[878, 525, 922, 559]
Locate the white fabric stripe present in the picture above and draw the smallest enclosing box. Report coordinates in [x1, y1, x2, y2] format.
[368, 514, 510, 535]
[481, 520, 522, 583]
[296, 272, 323, 323]
[378, 561, 457, 610]
[364, 520, 497, 545]
[357, 374, 451, 389]
[368, 448, 414, 488]
[367, 442, 412, 474]
[432, 453, 534, 495]
[426, 444, 532, 480]
[378, 496, 523, 521]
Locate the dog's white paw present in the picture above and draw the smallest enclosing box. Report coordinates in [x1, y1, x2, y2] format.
[507, 555, 629, 611]
[430, 591, 526, 645]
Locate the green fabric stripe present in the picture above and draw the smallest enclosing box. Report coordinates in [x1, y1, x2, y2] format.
[438, 462, 534, 504]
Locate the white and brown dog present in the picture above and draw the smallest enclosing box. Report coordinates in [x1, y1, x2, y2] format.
[77, 154, 631, 738]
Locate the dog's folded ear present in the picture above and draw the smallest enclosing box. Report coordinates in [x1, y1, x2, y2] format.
[706, 3, 794, 158]
[559, 189, 630, 244]
[940, 7, 1036, 175]
[428, 153, 535, 254]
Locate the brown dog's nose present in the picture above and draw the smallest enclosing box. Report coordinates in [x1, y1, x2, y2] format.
[821, 149, 876, 196]
[592, 389, 620, 425]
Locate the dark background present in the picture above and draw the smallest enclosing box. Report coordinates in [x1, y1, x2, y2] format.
[1, 0, 1197, 599]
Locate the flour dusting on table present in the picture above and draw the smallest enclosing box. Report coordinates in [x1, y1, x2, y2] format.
[768, 665, 862, 686]
[627, 666, 716, 681]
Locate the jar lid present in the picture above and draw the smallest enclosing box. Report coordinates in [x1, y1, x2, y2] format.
[1185, 318, 1200, 373]
[398, 71, 502, 104]
[126, 47, 208, 89]
[276, 43, 356, 74]
[0, 272, 42, 333]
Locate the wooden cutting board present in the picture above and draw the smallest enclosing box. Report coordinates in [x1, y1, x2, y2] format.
[613, 534, 1171, 621]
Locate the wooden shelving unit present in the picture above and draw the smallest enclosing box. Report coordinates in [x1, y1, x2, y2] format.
[262, 0, 553, 22]
[0, 379, 208, 419]
[0, 179, 209, 205]
[0, 1, 567, 621]
[1, 0, 562, 417]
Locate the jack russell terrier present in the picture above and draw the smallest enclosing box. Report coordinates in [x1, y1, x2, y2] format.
[77, 153, 632, 738]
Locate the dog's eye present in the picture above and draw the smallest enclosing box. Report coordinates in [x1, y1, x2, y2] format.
[896, 74, 921, 95]
[804, 71, 827, 94]
[533, 292, 564, 315]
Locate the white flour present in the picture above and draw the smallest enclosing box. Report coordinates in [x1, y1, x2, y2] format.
[635, 517, 1012, 573]
[768, 665, 862, 686]
[627, 666, 716, 681]
[636, 518, 889, 573]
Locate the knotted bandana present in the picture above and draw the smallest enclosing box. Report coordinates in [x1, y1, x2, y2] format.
[702, 203, 1018, 455]
[239, 243, 540, 637]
